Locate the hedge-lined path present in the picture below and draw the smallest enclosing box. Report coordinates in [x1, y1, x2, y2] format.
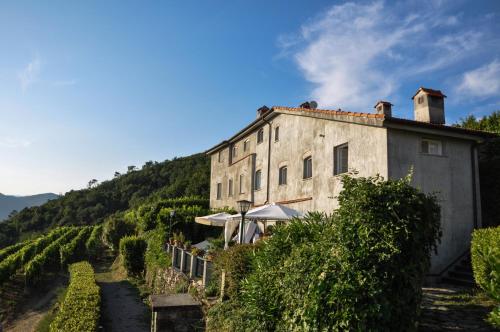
[95, 252, 149, 332]
[419, 285, 497, 331]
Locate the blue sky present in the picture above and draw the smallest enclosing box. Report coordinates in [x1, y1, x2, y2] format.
[0, 0, 499, 195]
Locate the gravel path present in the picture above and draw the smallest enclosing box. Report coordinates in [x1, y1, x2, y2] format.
[95, 256, 149, 332]
[419, 285, 497, 331]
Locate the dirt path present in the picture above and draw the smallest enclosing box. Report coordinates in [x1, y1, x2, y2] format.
[95, 254, 149, 332]
[3, 275, 67, 332]
[419, 285, 497, 331]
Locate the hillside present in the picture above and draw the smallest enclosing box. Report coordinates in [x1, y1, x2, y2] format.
[0, 193, 59, 221]
[0, 153, 210, 248]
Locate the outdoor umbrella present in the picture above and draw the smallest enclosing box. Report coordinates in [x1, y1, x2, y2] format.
[194, 212, 231, 227]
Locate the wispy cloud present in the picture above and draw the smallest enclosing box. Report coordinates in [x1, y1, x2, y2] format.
[0, 137, 32, 148]
[279, 1, 490, 111]
[18, 56, 41, 90]
[457, 60, 500, 99]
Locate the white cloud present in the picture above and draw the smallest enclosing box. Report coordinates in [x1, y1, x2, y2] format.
[280, 1, 487, 111]
[0, 137, 32, 148]
[18, 57, 41, 90]
[457, 60, 500, 98]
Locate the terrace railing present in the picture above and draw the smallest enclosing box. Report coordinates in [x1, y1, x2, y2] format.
[166, 243, 213, 287]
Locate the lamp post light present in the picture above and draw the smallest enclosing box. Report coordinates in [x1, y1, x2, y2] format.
[169, 210, 176, 239]
[237, 200, 252, 244]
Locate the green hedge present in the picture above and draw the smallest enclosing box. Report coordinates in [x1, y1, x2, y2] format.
[120, 236, 147, 275]
[50, 261, 100, 332]
[208, 175, 441, 331]
[471, 226, 500, 327]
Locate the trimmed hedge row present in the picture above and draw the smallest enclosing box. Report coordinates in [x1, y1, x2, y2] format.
[24, 227, 80, 286]
[119, 236, 147, 275]
[0, 227, 70, 284]
[85, 225, 103, 260]
[471, 226, 500, 327]
[50, 261, 100, 332]
[60, 227, 93, 268]
[0, 240, 30, 262]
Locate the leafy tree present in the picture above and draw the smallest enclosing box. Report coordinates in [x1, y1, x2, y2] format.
[103, 213, 137, 251]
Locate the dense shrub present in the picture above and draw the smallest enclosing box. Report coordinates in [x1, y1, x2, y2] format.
[144, 225, 171, 281]
[471, 227, 500, 327]
[103, 213, 136, 250]
[208, 175, 441, 331]
[60, 227, 93, 267]
[50, 261, 100, 332]
[120, 236, 147, 275]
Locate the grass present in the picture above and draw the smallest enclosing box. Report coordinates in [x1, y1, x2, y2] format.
[34, 287, 68, 332]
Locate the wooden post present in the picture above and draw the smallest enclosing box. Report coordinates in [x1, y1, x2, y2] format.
[220, 270, 226, 301]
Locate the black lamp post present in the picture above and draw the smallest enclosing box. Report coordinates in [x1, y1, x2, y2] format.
[169, 210, 176, 239]
[237, 200, 252, 244]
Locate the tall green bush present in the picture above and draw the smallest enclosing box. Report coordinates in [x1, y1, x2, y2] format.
[471, 226, 500, 327]
[119, 236, 147, 275]
[103, 213, 136, 250]
[208, 175, 441, 331]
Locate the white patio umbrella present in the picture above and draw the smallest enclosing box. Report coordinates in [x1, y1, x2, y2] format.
[230, 203, 303, 242]
[194, 212, 231, 227]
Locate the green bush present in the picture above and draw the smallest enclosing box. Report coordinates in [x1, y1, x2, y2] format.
[208, 175, 441, 331]
[471, 226, 500, 327]
[50, 261, 100, 332]
[119, 236, 147, 275]
[103, 213, 136, 250]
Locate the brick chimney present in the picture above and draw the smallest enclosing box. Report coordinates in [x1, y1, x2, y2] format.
[256, 105, 270, 118]
[374, 101, 392, 117]
[412, 87, 446, 124]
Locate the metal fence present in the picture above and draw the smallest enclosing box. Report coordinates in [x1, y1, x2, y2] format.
[166, 243, 213, 287]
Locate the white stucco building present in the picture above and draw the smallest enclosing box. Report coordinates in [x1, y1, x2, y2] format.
[206, 87, 494, 276]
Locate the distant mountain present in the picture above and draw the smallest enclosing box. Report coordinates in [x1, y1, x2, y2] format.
[0, 193, 59, 221]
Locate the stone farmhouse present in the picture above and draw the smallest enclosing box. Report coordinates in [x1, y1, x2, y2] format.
[206, 87, 493, 277]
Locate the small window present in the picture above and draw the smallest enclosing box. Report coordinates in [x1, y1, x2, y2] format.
[275, 126, 280, 141]
[254, 170, 262, 190]
[243, 139, 249, 152]
[421, 139, 442, 155]
[303, 156, 312, 179]
[334, 143, 348, 175]
[228, 179, 233, 197]
[257, 128, 264, 143]
[218, 151, 222, 163]
[232, 145, 237, 159]
[279, 166, 287, 185]
[239, 174, 245, 194]
[417, 96, 424, 104]
[216, 183, 222, 200]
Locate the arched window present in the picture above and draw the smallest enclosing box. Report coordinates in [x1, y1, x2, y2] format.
[279, 166, 287, 185]
[257, 128, 264, 143]
[303, 156, 312, 179]
[254, 170, 262, 190]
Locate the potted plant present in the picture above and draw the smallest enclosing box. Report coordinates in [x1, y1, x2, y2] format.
[191, 247, 201, 256]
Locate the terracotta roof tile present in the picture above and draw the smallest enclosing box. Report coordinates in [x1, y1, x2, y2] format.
[412, 87, 447, 99]
[273, 106, 385, 119]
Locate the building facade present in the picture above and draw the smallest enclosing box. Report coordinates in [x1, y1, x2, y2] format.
[206, 87, 492, 275]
